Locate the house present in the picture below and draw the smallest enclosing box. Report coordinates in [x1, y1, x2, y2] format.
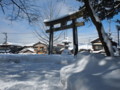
[19, 47, 35, 54]
[91, 38, 103, 51]
[0, 42, 23, 53]
[33, 42, 48, 54]
[91, 38, 117, 51]
[19, 42, 48, 54]
[0, 44, 10, 53]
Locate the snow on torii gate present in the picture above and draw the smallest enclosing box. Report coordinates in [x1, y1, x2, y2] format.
[44, 8, 85, 55]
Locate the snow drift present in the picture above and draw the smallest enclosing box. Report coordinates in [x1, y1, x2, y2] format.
[0, 54, 74, 65]
[60, 52, 120, 90]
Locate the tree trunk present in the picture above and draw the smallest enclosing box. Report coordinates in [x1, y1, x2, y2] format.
[84, 0, 114, 56]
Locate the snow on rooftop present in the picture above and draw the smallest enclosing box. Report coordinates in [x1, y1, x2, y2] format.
[0, 42, 24, 46]
[20, 47, 35, 52]
[68, 10, 79, 15]
[43, 19, 50, 22]
[24, 43, 35, 46]
[68, 44, 92, 50]
[62, 37, 71, 43]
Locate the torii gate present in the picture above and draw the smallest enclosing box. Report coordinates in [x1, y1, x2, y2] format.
[44, 8, 85, 55]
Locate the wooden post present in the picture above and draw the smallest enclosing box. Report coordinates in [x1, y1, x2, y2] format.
[72, 19, 78, 55]
[48, 25, 54, 54]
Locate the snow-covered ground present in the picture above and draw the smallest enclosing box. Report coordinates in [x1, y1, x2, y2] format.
[1, 52, 120, 90]
[0, 54, 74, 90]
[60, 52, 120, 90]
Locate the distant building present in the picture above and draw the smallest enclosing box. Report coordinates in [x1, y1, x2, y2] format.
[18, 42, 48, 54]
[91, 38, 117, 51]
[33, 42, 47, 54]
[19, 48, 35, 54]
[91, 38, 103, 51]
[0, 42, 23, 53]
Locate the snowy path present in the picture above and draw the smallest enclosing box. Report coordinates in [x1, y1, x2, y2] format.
[0, 62, 64, 90]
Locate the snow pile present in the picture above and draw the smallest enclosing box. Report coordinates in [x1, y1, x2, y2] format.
[60, 52, 120, 90]
[61, 49, 72, 55]
[0, 54, 74, 90]
[19, 47, 35, 53]
[0, 54, 74, 65]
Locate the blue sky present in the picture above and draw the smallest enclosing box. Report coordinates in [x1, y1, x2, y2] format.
[0, 0, 119, 45]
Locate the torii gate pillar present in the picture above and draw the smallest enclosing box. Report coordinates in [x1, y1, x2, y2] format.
[48, 25, 54, 54]
[72, 19, 78, 55]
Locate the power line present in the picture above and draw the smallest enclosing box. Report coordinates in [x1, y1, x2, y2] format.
[0, 32, 34, 34]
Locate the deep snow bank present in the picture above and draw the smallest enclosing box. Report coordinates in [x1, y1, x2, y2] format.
[0, 54, 74, 65]
[60, 52, 120, 90]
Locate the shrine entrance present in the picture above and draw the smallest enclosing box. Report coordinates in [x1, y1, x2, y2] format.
[44, 8, 85, 55]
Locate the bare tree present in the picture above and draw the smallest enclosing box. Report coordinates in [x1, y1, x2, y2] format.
[0, 0, 40, 22]
[0, 0, 68, 46]
[32, 0, 67, 46]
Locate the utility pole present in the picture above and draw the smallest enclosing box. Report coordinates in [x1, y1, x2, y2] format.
[2, 32, 8, 44]
[2, 32, 8, 53]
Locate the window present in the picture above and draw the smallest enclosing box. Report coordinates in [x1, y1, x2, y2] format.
[95, 45, 103, 50]
[40, 47, 44, 51]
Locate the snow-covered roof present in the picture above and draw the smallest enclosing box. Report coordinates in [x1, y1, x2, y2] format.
[20, 48, 35, 52]
[69, 44, 92, 50]
[62, 37, 71, 43]
[33, 42, 47, 46]
[90, 37, 99, 43]
[68, 10, 79, 15]
[0, 42, 24, 46]
[24, 43, 36, 46]
[43, 19, 50, 22]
